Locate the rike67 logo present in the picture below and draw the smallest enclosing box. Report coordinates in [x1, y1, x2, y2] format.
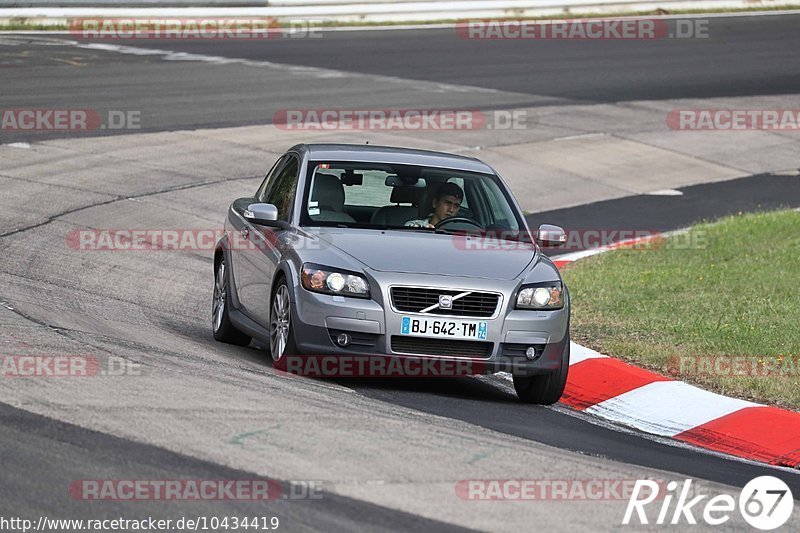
[623, 476, 794, 530]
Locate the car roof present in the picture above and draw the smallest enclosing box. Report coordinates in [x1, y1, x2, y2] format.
[290, 143, 495, 174]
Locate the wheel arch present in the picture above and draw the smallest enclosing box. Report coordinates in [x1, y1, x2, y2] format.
[214, 235, 229, 269]
[214, 236, 243, 309]
[271, 261, 299, 303]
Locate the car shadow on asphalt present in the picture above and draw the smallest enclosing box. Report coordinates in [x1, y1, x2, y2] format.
[225, 340, 520, 404]
[328, 376, 519, 404]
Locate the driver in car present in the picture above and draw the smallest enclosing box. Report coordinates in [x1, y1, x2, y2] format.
[405, 182, 464, 228]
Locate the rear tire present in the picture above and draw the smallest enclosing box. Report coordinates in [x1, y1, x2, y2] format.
[513, 340, 570, 405]
[212, 256, 252, 346]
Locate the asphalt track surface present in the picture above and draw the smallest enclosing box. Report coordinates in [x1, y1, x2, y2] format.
[2, 14, 800, 531]
[3, 175, 800, 528]
[531, 172, 800, 242]
[1, 13, 800, 141]
[0, 403, 472, 532]
[110, 15, 800, 101]
[3, 171, 800, 530]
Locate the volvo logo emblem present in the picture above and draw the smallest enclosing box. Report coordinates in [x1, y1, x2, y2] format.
[439, 295, 453, 310]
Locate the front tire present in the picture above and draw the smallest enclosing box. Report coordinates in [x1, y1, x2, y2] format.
[269, 279, 299, 365]
[513, 341, 569, 404]
[212, 256, 252, 346]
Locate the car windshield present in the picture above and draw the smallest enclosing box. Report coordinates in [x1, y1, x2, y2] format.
[300, 161, 523, 234]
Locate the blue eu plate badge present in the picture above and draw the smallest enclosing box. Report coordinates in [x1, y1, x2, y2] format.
[401, 316, 411, 334]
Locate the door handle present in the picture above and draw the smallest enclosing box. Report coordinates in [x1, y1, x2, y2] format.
[241, 227, 249, 239]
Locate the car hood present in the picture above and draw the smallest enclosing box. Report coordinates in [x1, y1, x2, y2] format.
[306, 228, 537, 280]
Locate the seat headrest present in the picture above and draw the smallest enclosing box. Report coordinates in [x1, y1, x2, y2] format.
[418, 186, 436, 217]
[311, 173, 346, 211]
[390, 186, 423, 205]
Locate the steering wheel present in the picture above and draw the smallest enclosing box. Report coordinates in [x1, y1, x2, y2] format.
[434, 216, 484, 230]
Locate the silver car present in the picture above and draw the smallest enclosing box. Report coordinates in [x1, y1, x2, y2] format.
[212, 144, 570, 403]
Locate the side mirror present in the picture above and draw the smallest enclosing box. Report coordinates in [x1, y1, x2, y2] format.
[537, 224, 567, 247]
[244, 203, 288, 228]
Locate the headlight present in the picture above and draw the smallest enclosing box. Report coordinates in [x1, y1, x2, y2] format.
[516, 282, 564, 310]
[301, 263, 370, 298]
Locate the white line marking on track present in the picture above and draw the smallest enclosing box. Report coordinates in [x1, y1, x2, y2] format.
[647, 188, 683, 196]
[59, 39, 501, 95]
[553, 133, 606, 142]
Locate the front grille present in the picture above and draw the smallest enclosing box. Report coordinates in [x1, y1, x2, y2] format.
[391, 336, 493, 358]
[391, 287, 499, 318]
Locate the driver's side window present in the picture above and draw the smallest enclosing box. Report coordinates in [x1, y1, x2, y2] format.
[256, 156, 288, 202]
[264, 156, 299, 222]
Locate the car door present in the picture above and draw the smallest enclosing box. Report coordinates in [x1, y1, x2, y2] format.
[237, 155, 299, 327]
[230, 155, 286, 308]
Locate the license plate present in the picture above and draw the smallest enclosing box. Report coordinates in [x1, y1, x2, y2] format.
[400, 316, 488, 340]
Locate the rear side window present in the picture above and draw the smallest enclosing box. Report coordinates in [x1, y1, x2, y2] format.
[264, 157, 299, 221]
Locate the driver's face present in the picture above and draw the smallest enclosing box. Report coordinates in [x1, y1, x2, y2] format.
[433, 194, 461, 221]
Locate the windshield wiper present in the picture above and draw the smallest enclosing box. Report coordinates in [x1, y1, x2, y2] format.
[433, 228, 484, 236]
[387, 226, 434, 233]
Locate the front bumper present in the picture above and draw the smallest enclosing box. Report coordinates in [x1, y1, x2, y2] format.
[289, 269, 569, 375]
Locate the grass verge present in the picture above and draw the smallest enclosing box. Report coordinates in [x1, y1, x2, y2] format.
[561, 209, 800, 409]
